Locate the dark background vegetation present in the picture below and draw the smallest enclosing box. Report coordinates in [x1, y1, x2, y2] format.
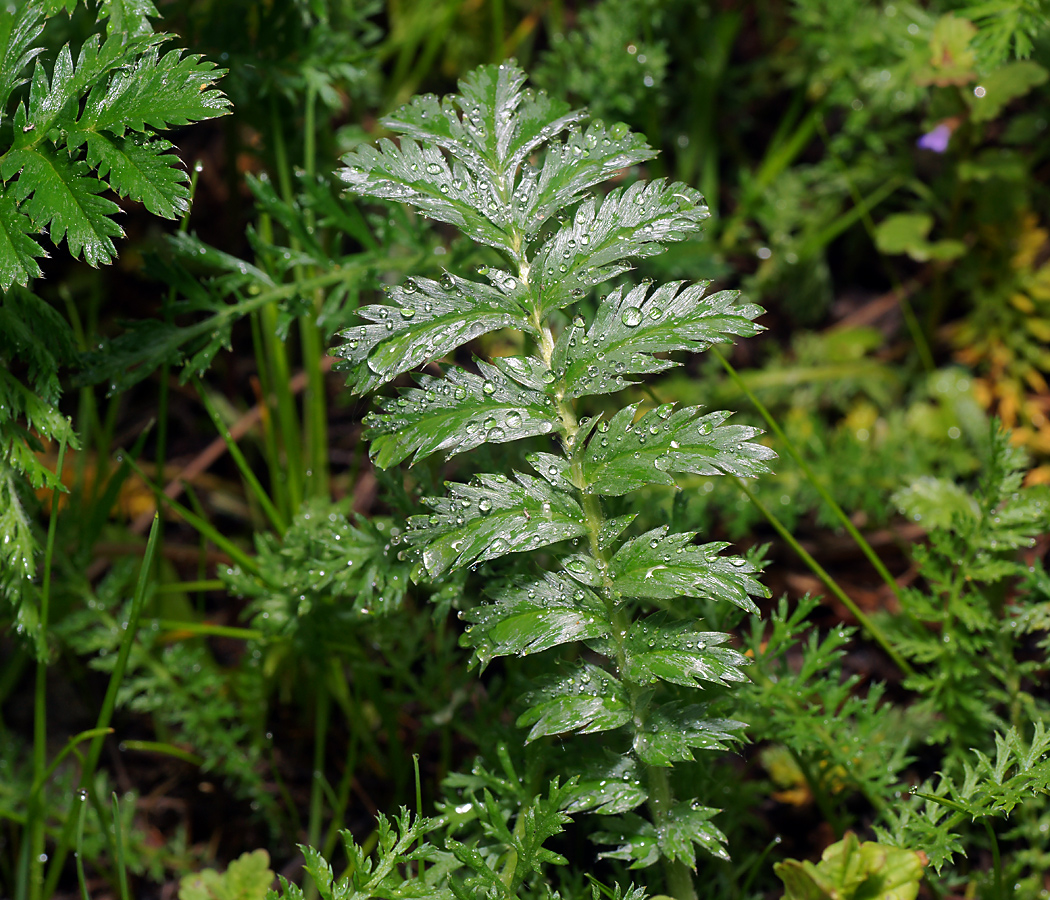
[2, 1, 1049, 898]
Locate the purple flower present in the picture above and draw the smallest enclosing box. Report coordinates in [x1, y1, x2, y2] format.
[917, 123, 951, 153]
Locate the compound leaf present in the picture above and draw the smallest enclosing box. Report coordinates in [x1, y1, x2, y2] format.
[79, 132, 188, 218]
[77, 44, 229, 135]
[657, 802, 729, 865]
[99, 0, 158, 39]
[633, 703, 746, 766]
[0, 189, 44, 288]
[607, 527, 766, 613]
[463, 571, 610, 666]
[365, 361, 560, 468]
[336, 274, 532, 393]
[518, 662, 631, 740]
[552, 280, 764, 399]
[0, 3, 45, 119]
[581, 403, 774, 495]
[565, 753, 647, 816]
[5, 145, 122, 265]
[532, 180, 709, 315]
[405, 472, 588, 577]
[521, 118, 656, 232]
[622, 615, 749, 690]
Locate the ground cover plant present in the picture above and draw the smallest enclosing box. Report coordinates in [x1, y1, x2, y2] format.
[1, 2, 1050, 900]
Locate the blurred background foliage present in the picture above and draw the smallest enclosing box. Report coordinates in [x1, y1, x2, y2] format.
[2, 0, 1050, 897]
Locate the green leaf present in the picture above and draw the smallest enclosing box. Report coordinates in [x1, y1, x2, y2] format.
[463, 571, 610, 666]
[100, 0, 159, 39]
[892, 476, 980, 530]
[581, 403, 774, 495]
[873, 213, 965, 262]
[775, 832, 925, 900]
[593, 813, 660, 868]
[339, 136, 520, 257]
[0, 460, 37, 582]
[0, 3, 45, 120]
[552, 280, 764, 399]
[382, 62, 581, 189]
[622, 615, 749, 690]
[77, 44, 229, 135]
[337, 274, 532, 393]
[365, 361, 561, 468]
[970, 60, 1048, 123]
[565, 753, 647, 816]
[404, 472, 589, 577]
[178, 849, 275, 900]
[521, 117, 656, 232]
[532, 180, 709, 315]
[607, 527, 767, 613]
[341, 62, 657, 258]
[3, 145, 122, 265]
[656, 802, 728, 865]
[79, 132, 189, 219]
[633, 703, 745, 766]
[0, 189, 44, 289]
[517, 662, 631, 740]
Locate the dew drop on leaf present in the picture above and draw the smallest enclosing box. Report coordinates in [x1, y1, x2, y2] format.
[506, 411, 522, 427]
[621, 307, 643, 327]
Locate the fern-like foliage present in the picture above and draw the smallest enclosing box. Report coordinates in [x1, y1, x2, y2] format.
[876, 723, 1050, 874]
[0, 1, 229, 283]
[0, 1, 228, 654]
[889, 424, 1050, 756]
[336, 61, 773, 879]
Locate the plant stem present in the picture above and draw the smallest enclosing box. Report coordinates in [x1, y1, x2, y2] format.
[26, 438, 66, 900]
[712, 347, 905, 607]
[42, 516, 161, 899]
[647, 767, 697, 900]
[733, 476, 914, 676]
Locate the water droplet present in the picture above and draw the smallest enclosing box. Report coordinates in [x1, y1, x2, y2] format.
[621, 307, 643, 327]
[478, 498, 493, 514]
[506, 411, 522, 427]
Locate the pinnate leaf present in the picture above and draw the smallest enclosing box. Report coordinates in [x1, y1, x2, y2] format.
[565, 753, 647, 816]
[608, 527, 766, 613]
[79, 132, 188, 219]
[339, 136, 518, 256]
[463, 571, 609, 666]
[336, 274, 531, 393]
[633, 703, 745, 766]
[517, 662, 631, 740]
[656, 802, 729, 865]
[0, 190, 44, 289]
[379, 62, 583, 194]
[532, 181, 709, 315]
[99, 0, 158, 39]
[521, 118, 655, 231]
[405, 473, 588, 577]
[581, 403, 774, 495]
[622, 615, 749, 690]
[4, 146, 122, 266]
[77, 44, 229, 135]
[552, 280, 764, 399]
[365, 361, 560, 468]
[0, 4, 45, 118]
